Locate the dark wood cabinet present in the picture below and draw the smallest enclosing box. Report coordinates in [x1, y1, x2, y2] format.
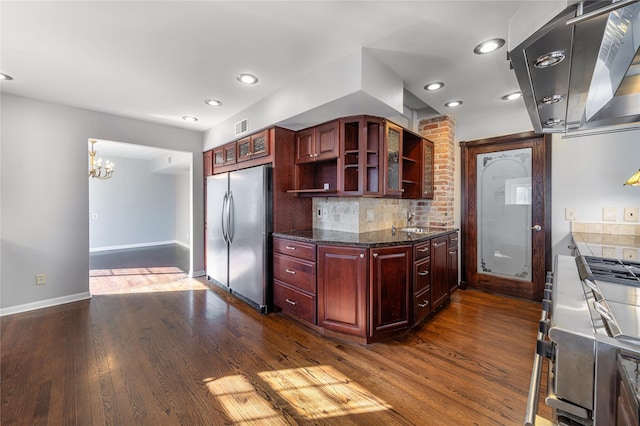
[370, 245, 411, 339]
[295, 120, 339, 164]
[203, 150, 213, 177]
[413, 239, 432, 324]
[421, 139, 435, 199]
[273, 238, 317, 324]
[448, 233, 459, 293]
[431, 236, 449, 309]
[317, 245, 368, 336]
[238, 130, 270, 163]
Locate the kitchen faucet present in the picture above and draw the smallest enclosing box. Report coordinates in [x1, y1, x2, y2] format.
[407, 211, 415, 227]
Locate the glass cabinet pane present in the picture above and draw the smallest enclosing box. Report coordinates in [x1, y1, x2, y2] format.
[252, 134, 266, 155]
[214, 151, 224, 165]
[422, 140, 434, 198]
[238, 139, 251, 159]
[386, 126, 400, 192]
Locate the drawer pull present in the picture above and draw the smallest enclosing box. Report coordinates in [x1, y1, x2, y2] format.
[418, 248, 429, 252]
[285, 298, 297, 305]
[285, 246, 297, 250]
[418, 271, 429, 276]
[434, 242, 446, 248]
[418, 300, 429, 308]
[285, 269, 296, 275]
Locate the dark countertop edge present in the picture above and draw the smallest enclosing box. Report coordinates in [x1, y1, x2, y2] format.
[273, 228, 459, 247]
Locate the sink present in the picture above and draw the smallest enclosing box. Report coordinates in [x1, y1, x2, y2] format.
[397, 227, 434, 234]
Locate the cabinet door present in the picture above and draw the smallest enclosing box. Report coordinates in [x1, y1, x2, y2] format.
[431, 236, 449, 308]
[383, 122, 403, 197]
[295, 128, 315, 163]
[223, 142, 237, 165]
[213, 147, 224, 167]
[370, 245, 411, 338]
[204, 150, 213, 177]
[250, 130, 270, 158]
[421, 139, 435, 199]
[318, 245, 368, 336]
[448, 234, 459, 293]
[236, 137, 252, 162]
[315, 121, 339, 161]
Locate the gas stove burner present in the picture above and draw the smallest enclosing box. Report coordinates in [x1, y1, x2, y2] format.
[583, 256, 640, 286]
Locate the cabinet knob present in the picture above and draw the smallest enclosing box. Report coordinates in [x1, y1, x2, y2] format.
[372, 253, 378, 258]
[359, 254, 365, 258]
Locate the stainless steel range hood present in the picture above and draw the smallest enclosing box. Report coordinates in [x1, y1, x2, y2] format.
[509, 0, 640, 133]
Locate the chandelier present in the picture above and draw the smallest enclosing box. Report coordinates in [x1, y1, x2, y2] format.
[88, 140, 114, 180]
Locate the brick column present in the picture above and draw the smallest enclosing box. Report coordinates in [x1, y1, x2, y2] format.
[413, 116, 455, 228]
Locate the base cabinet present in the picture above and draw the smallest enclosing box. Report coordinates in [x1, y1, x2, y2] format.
[431, 236, 449, 309]
[370, 245, 411, 340]
[317, 245, 368, 336]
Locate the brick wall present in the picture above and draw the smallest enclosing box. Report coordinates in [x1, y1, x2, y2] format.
[412, 116, 456, 228]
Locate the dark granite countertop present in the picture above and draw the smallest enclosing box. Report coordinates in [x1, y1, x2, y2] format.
[572, 232, 640, 259]
[273, 227, 458, 247]
[618, 353, 640, 414]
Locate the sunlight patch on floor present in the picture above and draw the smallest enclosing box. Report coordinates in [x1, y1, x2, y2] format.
[90, 268, 208, 295]
[204, 365, 391, 423]
[204, 374, 288, 425]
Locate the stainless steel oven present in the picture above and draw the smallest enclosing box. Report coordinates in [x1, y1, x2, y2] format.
[525, 254, 640, 425]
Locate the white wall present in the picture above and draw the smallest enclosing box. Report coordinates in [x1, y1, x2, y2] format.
[90, 155, 187, 250]
[175, 171, 191, 245]
[551, 129, 640, 257]
[0, 94, 204, 314]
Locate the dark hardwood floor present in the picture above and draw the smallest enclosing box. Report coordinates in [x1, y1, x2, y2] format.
[1, 275, 551, 425]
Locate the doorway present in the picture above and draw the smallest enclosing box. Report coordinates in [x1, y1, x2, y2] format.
[88, 139, 194, 295]
[461, 132, 551, 301]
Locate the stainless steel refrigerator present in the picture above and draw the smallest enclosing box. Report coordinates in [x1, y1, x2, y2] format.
[206, 165, 272, 312]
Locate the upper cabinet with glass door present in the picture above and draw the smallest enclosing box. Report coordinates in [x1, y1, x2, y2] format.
[383, 122, 403, 197]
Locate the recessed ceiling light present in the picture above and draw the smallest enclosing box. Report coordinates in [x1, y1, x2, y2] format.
[534, 51, 565, 68]
[205, 99, 222, 106]
[0, 72, 13, 80]
[473, 38, 505, 55]
[539, 94, 564, 104]
[182, 115, 199, 122]
[502, 91, 522, 101]
[445, 100, 463, 108]
[424, 82, 444, 91]
[236, 73, 258, 85]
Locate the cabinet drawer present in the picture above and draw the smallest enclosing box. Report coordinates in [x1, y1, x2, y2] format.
[448, 233, 458, 248]
[273, 254, 316, 294]
[274, 280, 316, 324]
[414, 240, 431, 260]
[414, 288, 431, 323]
[273, 238, 316, 261]
[414, 257, 431, 294]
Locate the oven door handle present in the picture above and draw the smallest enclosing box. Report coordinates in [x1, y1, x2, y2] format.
[524, 309, 549, 426]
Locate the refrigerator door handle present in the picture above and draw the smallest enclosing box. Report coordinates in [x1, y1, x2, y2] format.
[228, 191, 235, 244]
[221, 192, 229, 244]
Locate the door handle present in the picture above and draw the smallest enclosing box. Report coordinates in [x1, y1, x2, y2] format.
[228, 191, 235, 243]
[221, 192, 229, 243]
[530, 225, 542, 232]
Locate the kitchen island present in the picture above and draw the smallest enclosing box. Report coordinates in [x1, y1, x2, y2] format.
[273, 227, 458, 343]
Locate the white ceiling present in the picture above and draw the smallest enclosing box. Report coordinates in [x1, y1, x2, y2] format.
[1, 1, 542, 146]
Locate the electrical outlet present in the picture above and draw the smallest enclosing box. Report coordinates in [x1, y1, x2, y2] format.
[317, 209, 322, 218]
[602, 246, 617, 258]
[603, 207, 617, 221]
[623, 248, 639, 261]
[36, 274, 46, 285]
[624, 207, 639, 222]
[367, 209, 375, 222]
[565, 208, 576, 221]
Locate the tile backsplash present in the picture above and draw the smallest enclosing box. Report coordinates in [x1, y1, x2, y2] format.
[571, 221, 640, 236]
[312, 198, 416, 233]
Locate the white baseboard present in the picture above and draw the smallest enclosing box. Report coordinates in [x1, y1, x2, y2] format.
[0, 292, 92, 317]
[90, 240, 190, 253]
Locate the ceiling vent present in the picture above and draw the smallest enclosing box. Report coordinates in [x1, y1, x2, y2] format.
[235, 119, 248, 136]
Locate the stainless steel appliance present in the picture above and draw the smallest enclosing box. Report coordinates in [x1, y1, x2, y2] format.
[509, 0, 640, 133]
[525, 254, 640, 425]
[206, 165, 272, 312]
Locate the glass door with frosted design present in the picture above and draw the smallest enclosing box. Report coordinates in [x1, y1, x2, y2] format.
[477, 148, 532, 281]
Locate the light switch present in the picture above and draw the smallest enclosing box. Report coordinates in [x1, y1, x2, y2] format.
[565, 208, 576, 221]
